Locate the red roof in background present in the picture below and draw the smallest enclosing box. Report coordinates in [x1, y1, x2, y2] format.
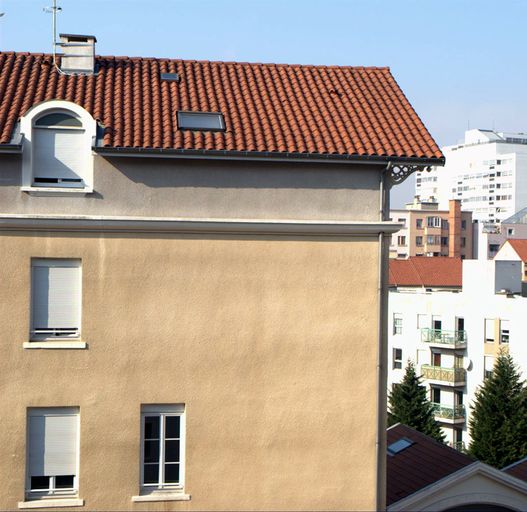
[503, 456, 527, 483]
[0, 52, 443, 160]
[387, 424, 474, 506]
[389, 257, 462, 288]
[506, 239, 527, 262]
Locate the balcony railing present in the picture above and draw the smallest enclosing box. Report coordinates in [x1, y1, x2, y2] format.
[449, 441, 466, 452]
[421, 365, 466, 385]
[431, 403, 466, 421]
[421, 328, 467, 348]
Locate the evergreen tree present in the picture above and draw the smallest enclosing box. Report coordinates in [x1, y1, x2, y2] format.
[469, 352, 527, 468]
[388, 360, 445, 442]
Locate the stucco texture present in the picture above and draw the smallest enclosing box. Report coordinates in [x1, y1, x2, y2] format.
[0, 232, 380, 511]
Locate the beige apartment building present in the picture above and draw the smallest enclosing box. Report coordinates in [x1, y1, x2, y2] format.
[390, 199, 473, 259]
[0, 36, 443, 511]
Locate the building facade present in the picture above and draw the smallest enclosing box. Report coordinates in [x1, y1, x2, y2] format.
[0, 38, 443, 510]
[388, 258, 525, 449]
[389, 199, 472, 259]
[416, 129, 527, 223]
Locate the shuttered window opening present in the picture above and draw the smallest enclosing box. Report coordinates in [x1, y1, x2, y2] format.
[27, 408, 79, 497]
[31, 259, 81, 339]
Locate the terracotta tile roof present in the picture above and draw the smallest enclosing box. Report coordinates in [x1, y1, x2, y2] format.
[503, 456, 527, 482]
[0, 52, 443, 160]
[389, 257, 462, 288]
[387, 424, 474, 506]
[506, 239, 527, 262]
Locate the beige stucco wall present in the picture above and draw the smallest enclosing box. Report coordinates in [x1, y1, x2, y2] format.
[0, 154, 382, 221]
[0, 231, 381, 511]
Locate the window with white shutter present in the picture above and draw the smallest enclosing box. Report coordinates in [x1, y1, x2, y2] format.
[27, 408, 79, 497]
[32, 112, 87, 188]
[31, 259, 81, 340]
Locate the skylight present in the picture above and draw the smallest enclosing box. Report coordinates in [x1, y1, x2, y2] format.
[177, 111, 225, 132]
[387, 438, 413, 456]
[160, 72, 180, 82]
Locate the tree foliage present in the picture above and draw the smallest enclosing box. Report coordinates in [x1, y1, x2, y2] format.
[469, 352, 527, 468]
[388, 360, 445, 443]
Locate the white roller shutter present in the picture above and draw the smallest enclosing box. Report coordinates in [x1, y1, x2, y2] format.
[32, 128, 85, 186]
[29, 409, 79, 477]
[31, 260, 81, 336]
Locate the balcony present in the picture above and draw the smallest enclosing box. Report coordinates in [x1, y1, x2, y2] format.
[421, 328, 467, 349]
[421, 365, 466, 386]
[431, 403, 466, 424]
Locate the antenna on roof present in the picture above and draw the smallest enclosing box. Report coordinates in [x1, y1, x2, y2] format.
[43, 0, 65, 75]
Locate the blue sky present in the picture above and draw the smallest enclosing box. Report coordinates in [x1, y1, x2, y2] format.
[1, 0, 526, 206]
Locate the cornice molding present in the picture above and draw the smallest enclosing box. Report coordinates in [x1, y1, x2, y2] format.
[0, 214, 402, 236]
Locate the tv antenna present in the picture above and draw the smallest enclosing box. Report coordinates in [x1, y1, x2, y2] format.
[43, 0, 66, 74]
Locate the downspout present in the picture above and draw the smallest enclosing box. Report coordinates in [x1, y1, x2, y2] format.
[376, 162, 391, 511]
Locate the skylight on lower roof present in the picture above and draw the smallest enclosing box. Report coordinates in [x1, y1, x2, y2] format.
[177, 111, 225, 132]
[387, 437, 413, 456]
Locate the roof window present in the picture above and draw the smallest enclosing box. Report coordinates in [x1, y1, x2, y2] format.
[177, 111, 225, 132]
[160, 72, 180, 82]
[387, 438, 413, 456]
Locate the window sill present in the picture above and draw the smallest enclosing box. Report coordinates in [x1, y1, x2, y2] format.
[21, 186, 93, 197]
[131, 493, 191, 503]
[18, 498, 84, 509]
[24, 341, 87, 350]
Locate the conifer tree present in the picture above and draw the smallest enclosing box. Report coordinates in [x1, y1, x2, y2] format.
[388, 360, 445, 442]
[469, 352, 527, 468]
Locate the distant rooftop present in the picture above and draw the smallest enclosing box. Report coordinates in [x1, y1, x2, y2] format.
[503, 207, 527, 225]
[389, 257, 462, 288]
[451, 128, 527, 148]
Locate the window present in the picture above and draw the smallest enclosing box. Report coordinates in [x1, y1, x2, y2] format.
[431, 387, 441, 404]
[397, 236, 406, 246]
[460, 237, 466, 248]
[485, 318, 495, 343]
[432, 352, 441, 367]
[31, 259, 81, 340]
[508, 228, 515, 236]
[26, 408, 79, 499]
[484, 356, 494, 379]
[416, 218, 423, 229]
[461, 220, 467, 230]
[177, 111, 225, 131]
[489, 243, 500, 253]
[393, 348, 402, 369]
[441, 237, 448, 246]
[393, 313, 403, 335]
[397, 218, 406, 226]
[141, 405, 185, 494]
[21, 101, 96, 194]
[427, 216, 441, 228]
[441, 219, 449, 230]
[500, 320, 510, 343]
[387, 438, 413, 456]
[416, 236, 423, 246]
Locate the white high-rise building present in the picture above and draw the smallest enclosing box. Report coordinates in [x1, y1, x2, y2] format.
[415, 129, 527, 223]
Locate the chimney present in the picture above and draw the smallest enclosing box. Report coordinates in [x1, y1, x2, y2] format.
[449, 199, 461, 258]
[59, 34, 96, 74]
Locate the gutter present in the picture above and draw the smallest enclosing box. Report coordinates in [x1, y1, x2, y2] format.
[93, 145, 445, 167]
[0, 143, 22, 154]
[376, 164, 391, 511]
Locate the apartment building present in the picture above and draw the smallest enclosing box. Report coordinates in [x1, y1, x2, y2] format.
[389, 199, 472, 259]
[0, 36, 443, 511]
[416, 129, 527, 222]
[388, 257, 525, 449]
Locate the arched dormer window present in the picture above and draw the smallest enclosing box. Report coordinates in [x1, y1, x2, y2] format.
[20, 101, 96, 195]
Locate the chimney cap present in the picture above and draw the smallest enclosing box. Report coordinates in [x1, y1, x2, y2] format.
[59, 33, 97, 42]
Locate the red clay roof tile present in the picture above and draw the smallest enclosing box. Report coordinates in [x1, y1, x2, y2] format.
[505, 239, 527, 262]
[389, 257, 462, 288]
[0, 52, 443, 160]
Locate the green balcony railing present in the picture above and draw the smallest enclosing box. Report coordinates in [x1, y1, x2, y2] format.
[421, 328, 467, 348]
[450, 441, 466, 452]
[421, 365, 466, 384]
[431, 403, 466, 421]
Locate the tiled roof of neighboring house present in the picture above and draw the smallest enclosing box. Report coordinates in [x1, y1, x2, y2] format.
[506, 239, 527, 262]
[0, 52, 444, 161]
[387, 423, 474, 506]
[503, 456, 527, 482]
[389, 257, 462, 288]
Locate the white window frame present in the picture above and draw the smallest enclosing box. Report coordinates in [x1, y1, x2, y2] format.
[20, 100, 96, 196]
[30, 258, 82, 342]
[500, 319, 510, 344]
[25, 407, 80, 500]
[485, 318, 495, 343]
[140, 405, 186, 495]
[393, 313, 403, 335]
[393, 348, 403, 369]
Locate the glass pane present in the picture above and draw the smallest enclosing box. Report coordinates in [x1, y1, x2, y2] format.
[144, 439, 160, 463]
[35, 113, 82, 127]
[164, 463, 179, 483]
[30, 476, 49, 490]
[144, 416, 160, 439]
[165, 416, 180, 438]
[165, 440, 180, 462]
[55, 475, 75, 489]
[143, 463, 159, 484]
[178, 111, 224, 131]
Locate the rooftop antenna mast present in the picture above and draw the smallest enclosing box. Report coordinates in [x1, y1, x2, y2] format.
[44, 0, 66, 75]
